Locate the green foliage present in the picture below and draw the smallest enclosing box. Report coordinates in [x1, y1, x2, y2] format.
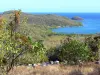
[30, 39, 48, 63]
[85, 36, 100, 60]
[0, 10, 31, 74]
[58, 40, 91, 65]
[0, 26, 30, 73]
[19, 38, 48, 64]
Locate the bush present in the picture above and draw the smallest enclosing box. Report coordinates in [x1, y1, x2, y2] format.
[58, 40, 91, 65]
[19, 40, 48, 64]
[85, 37, 100, 61]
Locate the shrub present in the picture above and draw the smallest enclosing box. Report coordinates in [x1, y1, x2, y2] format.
[58, 40, 91, 65]
[19, 39, 48, 64]
[85, 37, 100, 61]
[0, 10, 31, 74]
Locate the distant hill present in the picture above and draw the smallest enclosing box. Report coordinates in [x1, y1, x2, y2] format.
[2, 10, 82, 27]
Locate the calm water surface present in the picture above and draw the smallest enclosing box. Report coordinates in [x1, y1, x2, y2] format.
[52, 13, 100, 34]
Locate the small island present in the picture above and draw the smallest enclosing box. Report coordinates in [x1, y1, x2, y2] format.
[71, 16, 83, 20]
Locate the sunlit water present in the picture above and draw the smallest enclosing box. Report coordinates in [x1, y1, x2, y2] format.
[52, 13, 100, 34]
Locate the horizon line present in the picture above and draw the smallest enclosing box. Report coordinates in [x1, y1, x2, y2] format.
[0, 10, 100, 14]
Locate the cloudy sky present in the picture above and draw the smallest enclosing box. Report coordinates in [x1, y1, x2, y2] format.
[0, 0, 100, 12]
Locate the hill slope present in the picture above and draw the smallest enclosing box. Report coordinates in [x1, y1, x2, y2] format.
[2, 10, 82, 26]
[1, 10, 82, 41]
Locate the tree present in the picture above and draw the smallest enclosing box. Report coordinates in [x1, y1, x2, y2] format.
[0, 10, 30, 74]
[0, 10, 48, 74]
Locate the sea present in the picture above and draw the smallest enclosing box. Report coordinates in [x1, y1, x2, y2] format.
[51, 13, 100, 34]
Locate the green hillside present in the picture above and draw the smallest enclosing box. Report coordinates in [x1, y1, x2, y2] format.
[2, 10, 82, 27]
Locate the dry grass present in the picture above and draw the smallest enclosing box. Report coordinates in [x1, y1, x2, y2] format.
[8, 63, 100, 75]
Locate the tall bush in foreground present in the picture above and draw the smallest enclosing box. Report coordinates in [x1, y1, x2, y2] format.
[0, 10, 30, 74]
[58, 40, 91, 65]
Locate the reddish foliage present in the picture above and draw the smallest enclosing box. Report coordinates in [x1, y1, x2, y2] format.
[14, 11, 20, 25]
[19, 36, 29, 43]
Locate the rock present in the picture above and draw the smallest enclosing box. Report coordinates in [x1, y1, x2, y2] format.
[71, 16, 83, 20]
[28, 64, 33, 67]
[50, 61, 54, 65]
[45, 62, 50, 65]
[37, 63, 41, 66]
[41, 62, 47, 66]
[95, 61, 100, 64]
[32, 64, 38, 67]
[54, 60, 59, 64]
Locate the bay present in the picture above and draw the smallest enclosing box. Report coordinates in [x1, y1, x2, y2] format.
[52, 13, 100, 34]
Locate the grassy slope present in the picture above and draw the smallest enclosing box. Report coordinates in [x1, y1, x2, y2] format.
[17, 24, 52, 41]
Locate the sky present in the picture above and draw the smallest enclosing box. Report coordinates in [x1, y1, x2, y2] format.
[0, 0, 100, 12]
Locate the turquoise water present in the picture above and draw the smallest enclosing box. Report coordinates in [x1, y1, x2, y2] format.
[52, 13, 100, 34]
